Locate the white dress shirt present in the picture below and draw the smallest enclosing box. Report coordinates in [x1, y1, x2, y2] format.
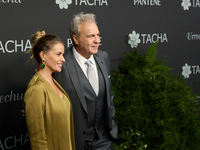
[73, 47, 99, 95]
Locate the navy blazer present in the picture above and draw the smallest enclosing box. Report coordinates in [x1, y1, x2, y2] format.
[54, 46, 118, 150]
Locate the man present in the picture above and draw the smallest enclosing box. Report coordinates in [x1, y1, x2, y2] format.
[54, 12, 118, 150]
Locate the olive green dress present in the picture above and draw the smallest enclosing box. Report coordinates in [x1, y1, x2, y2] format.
[24, 70, 75, 150]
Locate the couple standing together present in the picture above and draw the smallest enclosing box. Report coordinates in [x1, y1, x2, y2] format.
[23, 12, 118, 150]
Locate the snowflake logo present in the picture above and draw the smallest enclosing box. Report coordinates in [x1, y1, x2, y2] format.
[55, 0, 72, 9]
[181, 0, 191, 10]
[182, 63, 192, 79]
[128, 30, 141, 48]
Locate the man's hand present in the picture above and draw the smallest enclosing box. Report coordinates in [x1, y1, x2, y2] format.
[21, 109, 25, 117]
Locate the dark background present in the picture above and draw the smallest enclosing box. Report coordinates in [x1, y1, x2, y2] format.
[0, 0, 200, 149]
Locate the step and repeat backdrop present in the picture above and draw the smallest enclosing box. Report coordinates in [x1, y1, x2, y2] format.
[0, 0, 200, 149]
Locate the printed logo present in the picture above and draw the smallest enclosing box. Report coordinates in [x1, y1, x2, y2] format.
[182, 63, 200, 79]
[0, 90, 23, 104]
[74, 0, 108, 6]
[186, 32, 200, 40]
[0, 0, 22, 3]
[55, 0, 108, 9]
[0, 133, 29, 150]
[0, 39, 31, 54]
[128, 30, 168, 48]
[182, 63, 192, 78]
[128, 31, 141, 48]
[181, 0, 200, 10]
[133, 0, 161, 6]
[181, 0, 191, 10]
[55, 0, 72, 9]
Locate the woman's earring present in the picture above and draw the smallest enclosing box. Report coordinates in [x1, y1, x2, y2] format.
[41, 60, 45, 69]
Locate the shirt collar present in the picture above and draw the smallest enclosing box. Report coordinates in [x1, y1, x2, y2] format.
[73, 46, 96, 65]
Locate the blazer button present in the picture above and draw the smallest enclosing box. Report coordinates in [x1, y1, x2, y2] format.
[85, 115, 88, 118]
[83, 131, 86, 134]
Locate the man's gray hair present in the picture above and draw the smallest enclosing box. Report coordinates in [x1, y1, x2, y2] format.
[69, 12, 97, 39]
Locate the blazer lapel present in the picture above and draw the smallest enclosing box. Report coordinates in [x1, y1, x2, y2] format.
[65, 48, 88, 114]
[94, 55, 109, 82]
[94, 54, 110, 107]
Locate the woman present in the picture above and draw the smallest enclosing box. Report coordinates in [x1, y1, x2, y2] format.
[24, 30, 75, 150]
